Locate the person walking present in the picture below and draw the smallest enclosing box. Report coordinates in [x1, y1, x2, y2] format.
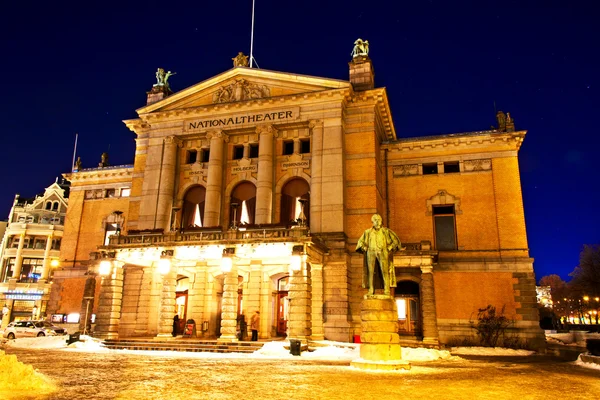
[250, 311, 260, 341]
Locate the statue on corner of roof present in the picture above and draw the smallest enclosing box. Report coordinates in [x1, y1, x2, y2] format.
[74, 157, 82, 171]
[153, 68, 177, 91]
[232, 52, 249, 68]
[355, 214, 401, 298]
[351, 38, 370, 58]
[98, 152, 109, 168]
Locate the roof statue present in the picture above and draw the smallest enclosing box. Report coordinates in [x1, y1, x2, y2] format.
[232, 52, 249, 68]
[74, 157, 82, 171]
[98, 152, 109, 168]
[153, 68, 177, 91]
[351, 38, 370, 58]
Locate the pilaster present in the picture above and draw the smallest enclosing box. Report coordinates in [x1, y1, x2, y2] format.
[204, 130, 228, 227]
[420, 265, 439, 346]
[13, 233, 25, 279]
[310, 263, 325, 340]
[288, 258, 312, 342]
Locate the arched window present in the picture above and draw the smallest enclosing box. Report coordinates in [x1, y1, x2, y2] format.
[45, 201, 52, 210]
[280, 178, 310, 226]
[52, 201, 59, 211]
[182, 186, 207, 229]
[230, 182, 256, 226]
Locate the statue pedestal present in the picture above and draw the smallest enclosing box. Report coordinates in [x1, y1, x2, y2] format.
[351, 297, 411, 371]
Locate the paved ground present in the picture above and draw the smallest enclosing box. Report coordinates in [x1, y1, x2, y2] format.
[2, 348, 599, 400]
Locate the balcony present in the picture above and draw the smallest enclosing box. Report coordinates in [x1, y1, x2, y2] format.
[105, 226, 312, 248]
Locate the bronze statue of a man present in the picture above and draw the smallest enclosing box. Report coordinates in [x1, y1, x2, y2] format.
[356, 214, 401, 297]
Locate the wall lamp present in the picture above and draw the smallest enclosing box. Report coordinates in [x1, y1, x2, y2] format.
[157, 250, 174, 275]
[290, 245, 306, 272]
[221, 247, 236, 273]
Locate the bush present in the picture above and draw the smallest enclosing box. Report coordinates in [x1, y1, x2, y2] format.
[471, 305, 514, 347]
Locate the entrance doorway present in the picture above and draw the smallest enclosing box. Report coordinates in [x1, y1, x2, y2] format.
[276, 276, 290, 336]
[176, 277, 189, 334]
[395, 281, 422, 336]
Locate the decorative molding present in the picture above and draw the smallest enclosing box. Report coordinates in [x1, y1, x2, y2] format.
[164, 136, 182, 147]
[212, 78, 270, 103]
[393, 164, 418, 177]
[426, 190, 462, 216]
[463, 159, 492, 172]
[256, 124, 275, 135]
[206, 130, 229, 143]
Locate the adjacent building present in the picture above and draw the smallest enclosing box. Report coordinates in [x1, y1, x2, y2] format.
[48, 50, 544, 348]
[0, 181, 68, 327]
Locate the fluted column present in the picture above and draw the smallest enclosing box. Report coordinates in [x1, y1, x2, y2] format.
[288, 257, 312, 342]
[12, 233, 25, 280]
[157, 268, 177, 337]
[156, 136, 181, 231]
[255, 125, 275, 224]
[420, 265, 439, 346]
[308, 120, 323, 232]
[218, 265, 239, 342]
[204, 130, 228, 227]
[40, 233, 53, 281]
[95, 262, 124, 340]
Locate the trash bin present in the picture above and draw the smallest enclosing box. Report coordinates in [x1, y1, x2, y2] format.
[66, 332, 81, 345]
[289, 339, 302, 356]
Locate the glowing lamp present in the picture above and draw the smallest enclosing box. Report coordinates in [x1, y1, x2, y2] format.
[584, 296, 590, 302]
[50, 259, 60, 268]
[221, 256, 233, 273]
[99, 260, 112, 276]
[157, 258, 171, 275]
[290, 255, 302, 271]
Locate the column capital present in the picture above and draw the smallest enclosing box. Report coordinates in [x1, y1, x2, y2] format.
[308, 119, 322, 130]
[420, 265, 433, 274]
[256, 124, 277, 136]
[164, 135, 183, 147]
[206, 130, 229, 142]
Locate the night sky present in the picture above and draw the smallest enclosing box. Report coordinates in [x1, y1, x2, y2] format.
[0, 1, 597, 281]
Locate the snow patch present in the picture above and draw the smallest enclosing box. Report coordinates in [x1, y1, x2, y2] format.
[0, 350, 57, 398]
[575, 354, 600, 370]
[450, 347, 535, 356]
[401, 347, 454, 361]
[3, 335, 68, 350]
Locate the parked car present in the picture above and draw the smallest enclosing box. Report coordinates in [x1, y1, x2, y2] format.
[2, 320, 66, 339]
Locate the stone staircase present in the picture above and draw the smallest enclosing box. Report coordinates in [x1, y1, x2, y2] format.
[102, 338, 265, 353]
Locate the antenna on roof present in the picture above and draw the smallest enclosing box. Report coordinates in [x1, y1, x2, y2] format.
[71, 133, 78, 172]
[249, 0, 259, 68]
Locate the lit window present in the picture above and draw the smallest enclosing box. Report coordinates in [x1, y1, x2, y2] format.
[121, 188, 131, 197]
[66, 313, 80, 323]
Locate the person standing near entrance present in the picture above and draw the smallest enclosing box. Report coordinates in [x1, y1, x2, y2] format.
[250, 311, 260, 341]
[172, 315, 179, 337]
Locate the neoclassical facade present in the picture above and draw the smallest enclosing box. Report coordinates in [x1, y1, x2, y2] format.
[50, 53, 543, 348]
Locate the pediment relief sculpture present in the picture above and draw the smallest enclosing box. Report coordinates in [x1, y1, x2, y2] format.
[212, 78, 270, 103]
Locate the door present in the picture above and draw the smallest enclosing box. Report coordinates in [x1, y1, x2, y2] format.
[276, 292, 288, 336]
[396, 296, 421, 335]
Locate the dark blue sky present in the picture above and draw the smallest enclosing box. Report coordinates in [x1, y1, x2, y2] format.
[0, 1, 597, 281]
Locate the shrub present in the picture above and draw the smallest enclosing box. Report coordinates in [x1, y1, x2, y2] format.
[470, 305, 514, 347]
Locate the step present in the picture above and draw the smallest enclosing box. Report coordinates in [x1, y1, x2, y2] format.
[102, 339, 265, 354]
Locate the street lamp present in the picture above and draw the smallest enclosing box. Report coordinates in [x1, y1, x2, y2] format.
[32, 305, 38, 319]
[83, 296, 94, 336]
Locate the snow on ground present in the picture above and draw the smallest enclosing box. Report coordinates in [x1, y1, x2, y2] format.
[546, 331, 600, 346]
[575, 354, 600, 371]
[3, 334, 107, 351]
[0, 350, 57, 398]
[450, 347, 535, 356]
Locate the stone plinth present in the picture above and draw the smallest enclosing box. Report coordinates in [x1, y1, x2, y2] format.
[351, 297, 411, 371]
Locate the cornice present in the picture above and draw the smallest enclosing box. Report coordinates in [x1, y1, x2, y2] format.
[383, 130, 527, 152]
[64, 165, 134, 183]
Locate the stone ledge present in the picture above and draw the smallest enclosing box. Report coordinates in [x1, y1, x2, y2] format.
[351, 358, 411, 371]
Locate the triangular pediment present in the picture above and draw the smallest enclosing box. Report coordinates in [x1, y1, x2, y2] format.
[137, 67, 351, 114]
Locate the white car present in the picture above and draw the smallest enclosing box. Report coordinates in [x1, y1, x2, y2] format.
[2, 320, 66, 339]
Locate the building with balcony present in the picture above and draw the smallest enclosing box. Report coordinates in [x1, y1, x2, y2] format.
[48, 51, 544, 348]
[0, 181, 68, 327]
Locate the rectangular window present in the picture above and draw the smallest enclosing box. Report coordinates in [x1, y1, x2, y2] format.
[20, 258, 44, 283]
[200, 149, 210, 162]
[249, 144, 259, 158]
[52, 238, 61, 250]
[104, 223, 120, 245]
[233, 145, 244, 160]
[10, 237, 20, 248]
[34, 238, 46, 249]
[105, 189, 116, 198]
[85, 190, 94, 199]
[444, 162, 460, 173]
[300, 139, 310, 154]
[433, 205, 457, 250]
[187, 150, 197, 164]
[1, 258, 16, 282]
[423, 163, 438, 175]
[283, 140, 294, 155]
[120, 188, 131, 197]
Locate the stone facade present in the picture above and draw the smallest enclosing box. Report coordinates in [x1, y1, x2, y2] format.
[50, 55, 544, 349]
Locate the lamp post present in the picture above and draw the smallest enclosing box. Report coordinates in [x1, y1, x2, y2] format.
[83, 296, 94, 335]
[32, 305, 38, 320]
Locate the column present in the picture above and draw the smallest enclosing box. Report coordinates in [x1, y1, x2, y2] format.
[288, 257, 312, 342]
[40, 233, 53, 281]
[12, 233, 25, 281]
[1, 300, 14, 329]
[157, 268, 177, 337]
[95, 263, 124, 340]
[310, 263, 325, 340]
[308, 120, 323, 232]
[156, 136, 181, 231]
[204, 130, 228, 227]
[255, 125, 275, 224]
[218, 265, 239, 342]
[420, 265, 439, 346]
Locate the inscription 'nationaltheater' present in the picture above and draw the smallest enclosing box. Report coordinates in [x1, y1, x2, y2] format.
[185, 108, 298, 131]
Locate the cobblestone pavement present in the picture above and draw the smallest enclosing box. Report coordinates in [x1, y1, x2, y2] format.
[3, 349, 600, 400]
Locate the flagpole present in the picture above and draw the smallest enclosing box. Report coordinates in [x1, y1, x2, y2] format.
[250, 0, 256, 68]
[71, 133, 78, 171]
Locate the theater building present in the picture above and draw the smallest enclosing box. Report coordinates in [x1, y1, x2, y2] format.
[50, 51, 543, 348]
